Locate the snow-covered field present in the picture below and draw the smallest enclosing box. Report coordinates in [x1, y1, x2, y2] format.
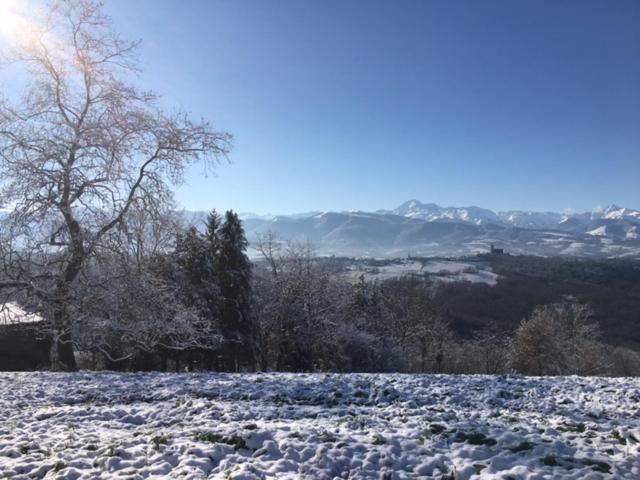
[0, 373, 638, 479]
[345, 260, 498, 286]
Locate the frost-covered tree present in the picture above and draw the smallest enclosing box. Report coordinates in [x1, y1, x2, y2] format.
[253, 238, 349, 371]
[72, 252, 222, 366]
[456, 328, 512, 374]
[380, 277, 452, 372]
[512, 303, 604, 376]
[607, 346, 640, 377]
[0, 0, 230, 369]
[342, 276, 399, 371]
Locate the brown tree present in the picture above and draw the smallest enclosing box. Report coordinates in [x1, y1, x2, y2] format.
[512, 303, 603, 376]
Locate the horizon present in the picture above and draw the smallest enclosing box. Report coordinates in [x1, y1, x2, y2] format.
[198, 199, 637, 218]
[1, 0, 639, 214]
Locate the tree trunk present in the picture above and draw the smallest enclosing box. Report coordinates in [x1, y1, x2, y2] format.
[48, 207, 84, 372]
[51, 308, 77, 371]
[160, 351, 168, 372]
[260, 349, 268, 372]
[188, 352, 195, 372]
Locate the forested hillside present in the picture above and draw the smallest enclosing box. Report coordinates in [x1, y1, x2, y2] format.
[434, 255, 640, 349]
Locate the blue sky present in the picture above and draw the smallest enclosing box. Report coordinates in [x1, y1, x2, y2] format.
[10, 1, 640, 213]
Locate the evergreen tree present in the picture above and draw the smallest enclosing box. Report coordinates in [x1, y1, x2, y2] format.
[205, 210, 223, 258]
[173, 226, 221, 369]
[175, 227, 210, 302]
[216, 210, 254, 370]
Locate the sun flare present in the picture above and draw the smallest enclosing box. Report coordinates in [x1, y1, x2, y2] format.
[0, 0, 32, 44]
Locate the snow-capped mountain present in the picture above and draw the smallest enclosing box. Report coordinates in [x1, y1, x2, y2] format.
[599, 204, 640, 221]
[386, 200, 503, 226]
[388, 199, 568, 229]
[383, 200, 640, 239]
[232, 200, 640, 259]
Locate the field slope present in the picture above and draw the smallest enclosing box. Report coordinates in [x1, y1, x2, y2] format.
[0, 373, 638, 479]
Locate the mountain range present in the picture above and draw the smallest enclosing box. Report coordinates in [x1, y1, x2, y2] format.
[220, 200, 639, 258]
[2, 200, 638, 259]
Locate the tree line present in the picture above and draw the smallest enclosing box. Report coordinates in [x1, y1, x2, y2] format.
[31, 217, 639, 377]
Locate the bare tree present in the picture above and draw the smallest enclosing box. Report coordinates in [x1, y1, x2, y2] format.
[379, 277, 452, 372]
[512, 303, 604, 376]
[255, 230, 281, 278]
[458, 328, 512, 374]
[606, 346, 640, 377]
[0, 0, 230, 369]
[73, 252, 223, 365]
[253, 238, 348, 371]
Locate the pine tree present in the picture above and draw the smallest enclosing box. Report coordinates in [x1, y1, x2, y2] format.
[175, 227, 211, 302]
[205, 210, 223, 258]
[216, 211, 254, 370]
[173, 226, 221, 369]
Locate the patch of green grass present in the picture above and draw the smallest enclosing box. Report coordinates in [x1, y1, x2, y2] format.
[558, 422, 586, 433]
[225, 434, 247, 450]
[583, 459, 611, 473]
[107, 445, 119, 457]
[440, 469, 456, 480]
[193, 431, 223, 443]
[320, 431, 337, 443]
[611, 429, 626, 445]
[454, 431, 497, 446]
[151, 435, 169, 451]
[509, 441, 534, 453]
[19, 446, 29, 455]
[85, 444, 98, 451]
[192, 431, 246, 450]
[174, 397, 193, 408]
[542, 455, 559, 467]
[53, 461, 66, 472]
[429, 424, 446, 435]
[473, 464, 487, 474]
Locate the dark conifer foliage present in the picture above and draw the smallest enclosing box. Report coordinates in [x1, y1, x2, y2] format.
[167, 210, 254, 371]
[216, 211, 254, 371]
[175, 227, 217, 318]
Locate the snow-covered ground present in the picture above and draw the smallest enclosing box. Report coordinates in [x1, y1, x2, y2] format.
[345, 260, 498, 286]
[0, 373, 638, 479]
